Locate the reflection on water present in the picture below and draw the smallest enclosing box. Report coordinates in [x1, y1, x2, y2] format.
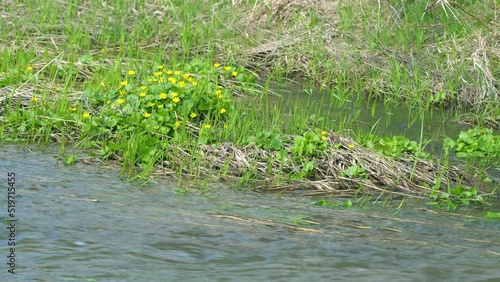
[265, 82, 464, 141]
[0, 144, 499, 281]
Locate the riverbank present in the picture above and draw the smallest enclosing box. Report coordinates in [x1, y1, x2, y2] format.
[1, 0, 499, 209]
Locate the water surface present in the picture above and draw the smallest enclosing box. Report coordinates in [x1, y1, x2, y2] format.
[0, 144, 499, 281]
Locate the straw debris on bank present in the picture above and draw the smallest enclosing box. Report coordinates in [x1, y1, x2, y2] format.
[156, 132, 468, 198]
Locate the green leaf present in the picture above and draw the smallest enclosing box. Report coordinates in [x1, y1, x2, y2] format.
[343, 199, 353, 208]
[485, 212, 500, 219]
[78, 54, 94, 63]
[64, 155, 77, 165]
[302, 161, 315, 173]
[271, 138, 282, 150]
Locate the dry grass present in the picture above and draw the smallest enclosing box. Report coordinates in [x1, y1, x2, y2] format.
[234, 0, 499, 115]
[152, 131, 472, 198]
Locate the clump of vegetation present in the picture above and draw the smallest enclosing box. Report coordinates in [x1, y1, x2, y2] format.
[245, 130, 283, 151]
[428, 186, 484, 211]
[444, 127, 500, 159]
[360, 134, 430, 160]
[80, 60, 254, 144]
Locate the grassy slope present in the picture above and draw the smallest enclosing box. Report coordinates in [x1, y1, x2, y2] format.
[1, 1, 498, 117]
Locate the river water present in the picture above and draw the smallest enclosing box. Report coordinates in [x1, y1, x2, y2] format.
[0, 144, 499, 281]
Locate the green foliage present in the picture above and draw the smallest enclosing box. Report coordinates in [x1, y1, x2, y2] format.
[290, 130, 328, 160]
[64, 155, 77, 165]
[342, 164, 368, 179]
[288, 130, 330, 179]
[444, 127, 500, 159]
[360, 134, 430, 160]
[485, 212, 500, 219]
[245, 130, 283, 150]
[3, 59, 257, 169]
[82, 60, 253, 141]
[427, 186, 484, 210]
[315, 198, 353, 208]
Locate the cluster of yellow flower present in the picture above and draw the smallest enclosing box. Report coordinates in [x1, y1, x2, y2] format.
[321, 130, 328, 141]
[147, 66, 198, 87]
[82, 63, 234, 130]
[214, 63, 238, 77]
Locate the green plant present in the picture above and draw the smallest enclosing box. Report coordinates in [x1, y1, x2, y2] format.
[342, 164, 368, 179]
[444, 127, 500, 159]
[360, 134, 430, 160]
[245, 130, 283, 150]
[82, 60, 249, 140]
[314, 198, 353, 208]
[427, 186, 484, 210]
[64, 155, 77, 165]
[290, 130, 328, 160]
[485, 212, 500, 219]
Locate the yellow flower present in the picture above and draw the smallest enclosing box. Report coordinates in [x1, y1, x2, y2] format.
[157, 65, 164, 69]
[119, 90, 125, 95]
[224, 66, 231, 71]
[172, 97, 180, 103]
[83, 112, 90, 119]
[26, 66, 33, 71]
[204, 124, 211, 129]
[220, 108, 226, 114]
[158, 77, 164, 83]
[321, 136, 327, 141]
[174, 70, 181, 76]
[321, 131, 327, 135]
[31, 96, 39, 102]
[127, 70, 135, 76]
[154, 71, 162, 77]
[191, 81, 198, 86]
[106, 100, 111, 104]
[143, 112, 151, 118]
[178, 81, 185, 88]
[171, 92, 178, 97]
[120, 80, 128, 87]
[217, 85, 223, 89]
[167, 77, 177, 84]
[140, 85, 147, 90]
[190, 112, 197, 118]
[157, 104, 164, 109]
[100, 81, 106, 87]
[214, 63, 221, 68]
[166, 70, 172, 75]
[231, 71, 238, 77]
[117, 98, 125, 104]
[159, 93, 167, 99]
[183, 74, 190, 80]
[147, 78, 153, 83]
[69, 106, 77, 112]
[348, 144, 354, 149]
[174, 121, 181, 129]
[139, 92, 146, 97]
[149, 103, 155, 107]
